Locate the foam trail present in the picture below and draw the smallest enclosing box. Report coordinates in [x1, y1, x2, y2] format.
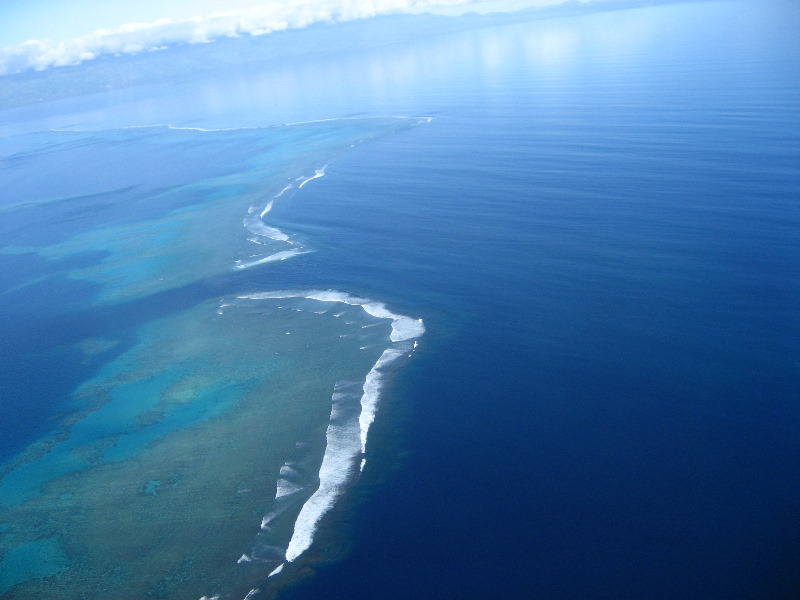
[168, 125, 259, 132]
[234, 249, 310, 270]
[268, 564, 284, 577]
[275, 184, 293, 198]
[279, 116, 432, 127]
[238, 290, 424, 565]
[242, 212, 290, 242]
[259, 200, 275, 219]
[50, 116, 432, 135]
[279, 464, 297, 477]
[358, 347, 406, 452]
[260, 512, 277, 530]
[284, 388, 361, 562]
[239, 290, 425, 342]
[239, 166, 328, 267]
[275, 479, 303, 499]
[298, 166, 326, 189]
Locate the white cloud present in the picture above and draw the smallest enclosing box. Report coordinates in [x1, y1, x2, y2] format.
[0, 0, 480, 76]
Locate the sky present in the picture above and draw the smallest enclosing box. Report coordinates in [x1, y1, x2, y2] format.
[0, 0, 613, 76]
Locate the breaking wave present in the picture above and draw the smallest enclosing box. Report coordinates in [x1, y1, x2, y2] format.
[235, 291, 423, 566]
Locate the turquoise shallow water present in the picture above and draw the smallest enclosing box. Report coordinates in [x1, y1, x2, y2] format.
[0, 119, 427, 598]
[2, 1, 800, 598]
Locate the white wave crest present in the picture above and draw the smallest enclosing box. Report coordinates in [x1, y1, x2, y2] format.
[238, 290, 423, 565]
[275, 479, 303, 499]
[297, 166, 326, 189]
[259, 200, 275, 219]
[285, 388, 361, 562]
[242, 212, 290, 242]
[239, 289, 425, 342]
[359, 347, 406, 452]
[260, 512, 277, 530]
[234, 249, 310, 270]
[279, 464, 297, 477]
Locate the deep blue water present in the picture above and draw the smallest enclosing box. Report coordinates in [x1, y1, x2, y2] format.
[1, 0, 799, 598]
[270, 2, 800, 598]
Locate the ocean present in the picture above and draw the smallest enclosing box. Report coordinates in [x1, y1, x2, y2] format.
[1, 0, 799, 598]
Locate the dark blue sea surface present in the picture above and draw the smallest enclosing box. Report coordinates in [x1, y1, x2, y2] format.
[1, 0, 799, 598]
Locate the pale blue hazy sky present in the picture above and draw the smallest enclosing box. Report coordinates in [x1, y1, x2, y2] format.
[0, 0, 595, 46]
[1, 0, 263, 45]
[0, 0, 627, 76]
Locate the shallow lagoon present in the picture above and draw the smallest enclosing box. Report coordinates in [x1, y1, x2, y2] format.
[0, 119, 425, 599]
[1, 294, 413, 598]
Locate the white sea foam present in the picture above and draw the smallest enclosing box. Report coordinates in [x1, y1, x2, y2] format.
[238, 290, 424, 564]
[259, 200, 275, 219]
[297, 166, 326, 189]
[268, 563, 284, 577]
[239, 290, 425, 342]
[48, 116, 433, 136]
[236, 165, 331, 271]
[260, 513, 276, 530]
[390, 316, 425, 342]
[278, 116, 433, 127]
[285, 388, 361, 562]
[234, 249, 309, 270]
[168, 125, 260, 132]
[359, 347, 406, 452]
[275, 479, 303, 499]
[242, 212, 290, 242]
[275, 184, 293, 198]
